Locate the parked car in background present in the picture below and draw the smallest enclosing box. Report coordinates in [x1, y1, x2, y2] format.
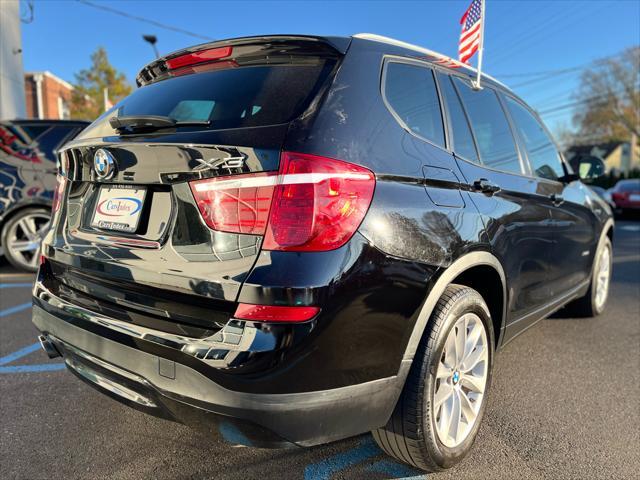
[32, 34, 613, 472]
[0, 119, 89, 271]
[609, 179, 640, 215]
[588, 185, 616, 211]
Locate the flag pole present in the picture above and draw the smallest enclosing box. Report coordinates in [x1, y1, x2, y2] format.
[474, 0, 486, 90]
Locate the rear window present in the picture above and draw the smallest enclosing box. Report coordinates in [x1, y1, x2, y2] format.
[78, 61, 335, 139]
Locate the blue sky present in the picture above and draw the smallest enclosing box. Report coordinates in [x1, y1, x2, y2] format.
[21, 0, 640, 134]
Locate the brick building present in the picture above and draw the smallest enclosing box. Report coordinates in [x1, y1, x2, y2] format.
[24, 71, 73, 119]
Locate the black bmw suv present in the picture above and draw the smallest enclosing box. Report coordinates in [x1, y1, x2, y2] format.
[33, 34, 613, 472]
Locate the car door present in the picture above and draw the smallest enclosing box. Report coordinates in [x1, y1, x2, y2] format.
[501, 94, 598, 297]
[438, 73, 557, 337]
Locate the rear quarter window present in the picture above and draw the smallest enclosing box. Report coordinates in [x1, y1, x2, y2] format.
[383, 61, 445, 148]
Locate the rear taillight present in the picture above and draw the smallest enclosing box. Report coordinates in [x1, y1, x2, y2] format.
[52, 175, 66, 213]
[611, 192, 628, 202]
[265, 152, 375, 251]
[233, 303, 320, 322]
[166, 46, 233, 70]
[189, 152, 375, 251]
[190, 172, 276, 235]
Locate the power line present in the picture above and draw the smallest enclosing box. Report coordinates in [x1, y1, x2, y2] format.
[537, 90, 628, 116]
[495, 65, 584, 79]
[76, 0, 213, 41]
[534, 83, 634, 111]
[505, 51, 626, 91]
[489, 1, 613, 67]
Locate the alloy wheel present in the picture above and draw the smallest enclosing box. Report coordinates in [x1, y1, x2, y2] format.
[594, 244, 611, 310]
[6, 212, 50, 270]
[433, 313, 488, 448]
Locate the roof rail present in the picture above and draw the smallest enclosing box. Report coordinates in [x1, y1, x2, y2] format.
[353, 33, 506, 88]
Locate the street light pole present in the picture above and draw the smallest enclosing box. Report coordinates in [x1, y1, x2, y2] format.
[143, 34, 159, 58]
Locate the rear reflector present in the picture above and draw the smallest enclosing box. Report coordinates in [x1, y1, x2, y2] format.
[166, 46, 233, 70]
[234, 303, 320, 322]
[189, 152, 375, 251]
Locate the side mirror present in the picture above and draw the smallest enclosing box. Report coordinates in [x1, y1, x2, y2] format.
[569, 155, 606, 181]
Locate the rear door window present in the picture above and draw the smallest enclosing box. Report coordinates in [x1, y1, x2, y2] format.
[437, 73, 478, 162]
[383, 61, 445, 148]
[79, 61, 336, 139]
[453, 77, 522, 174]
[504, 96, 565, 181]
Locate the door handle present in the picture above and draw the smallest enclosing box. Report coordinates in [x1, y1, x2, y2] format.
[550, 193, 565, 205]
[473, 178, 501, 195]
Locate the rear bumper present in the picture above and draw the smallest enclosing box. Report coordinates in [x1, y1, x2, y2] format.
[32, 296, 407, 447]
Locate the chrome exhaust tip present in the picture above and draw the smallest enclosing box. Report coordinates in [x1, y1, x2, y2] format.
[38, 335, 61, 359]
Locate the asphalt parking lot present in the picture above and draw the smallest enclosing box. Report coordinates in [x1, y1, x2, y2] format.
[1, 221, 639, 480]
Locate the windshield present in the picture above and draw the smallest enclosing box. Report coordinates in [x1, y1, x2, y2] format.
[78, 61, 336, 139]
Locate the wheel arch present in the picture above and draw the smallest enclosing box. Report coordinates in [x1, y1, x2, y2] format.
[401, 250, 507, 366]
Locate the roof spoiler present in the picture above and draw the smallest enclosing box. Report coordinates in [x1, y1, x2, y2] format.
[136, 35, 351, 87]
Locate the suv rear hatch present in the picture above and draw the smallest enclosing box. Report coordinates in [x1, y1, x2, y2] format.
[46, 36, 347, 338]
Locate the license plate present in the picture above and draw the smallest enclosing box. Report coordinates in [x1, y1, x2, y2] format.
[629, 194, 640, 202]
[91, 186, 146, 233]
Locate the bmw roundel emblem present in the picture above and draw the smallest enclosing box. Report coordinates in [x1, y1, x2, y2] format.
[94, 148, 115, 179]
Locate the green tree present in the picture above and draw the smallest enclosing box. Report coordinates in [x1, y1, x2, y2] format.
[70, 47, 132, 120]
[572, 47, 640, 144]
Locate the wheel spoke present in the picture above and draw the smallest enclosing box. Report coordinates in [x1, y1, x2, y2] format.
[436, 361, 453, 379]
[438, 393, 453, 436]
[464, 320, 483, 360]
[36, 220, 51, 235]
[460, 371, 485, 393]
[459, 389, 477, 424]
[447, 390, 462, 443]
[454, 317, 467, 366]
[9, 240, 38, 252]
[28, 251, 39, 267]
[18, 217, 37, 236]
[434, 382, 453, 408]
[460, 345, 487, 373]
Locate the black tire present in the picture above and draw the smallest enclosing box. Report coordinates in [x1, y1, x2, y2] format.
[1, 207, 50, 272]
[566, 236, 612, 317]
[372, 284, 494, 472]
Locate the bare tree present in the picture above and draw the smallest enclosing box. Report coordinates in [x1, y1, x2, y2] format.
[572, 47, 639, 144]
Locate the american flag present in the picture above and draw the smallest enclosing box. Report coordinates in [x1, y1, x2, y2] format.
[459, 0, 483, 64]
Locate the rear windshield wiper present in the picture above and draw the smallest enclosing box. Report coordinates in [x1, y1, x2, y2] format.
[109, 115, 210, 133]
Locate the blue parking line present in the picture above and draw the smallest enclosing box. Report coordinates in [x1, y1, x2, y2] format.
[304, 437, 380, 480]
[0, 302, 32, 317]
[0, 282, 33, 289]
[0, 341, 65, 374]
[219, 421, 252, 446]
[0, 342, 41, 365]
[0, 363, 65, 373]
